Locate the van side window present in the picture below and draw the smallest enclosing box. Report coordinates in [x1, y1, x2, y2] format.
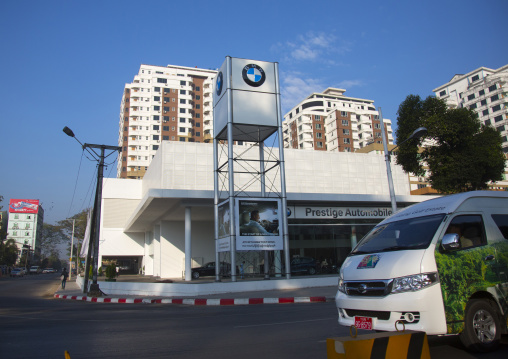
[445, 215, 485, 249]
[491, 214, 508, 239]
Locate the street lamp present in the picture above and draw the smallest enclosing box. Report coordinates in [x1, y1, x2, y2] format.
[378, 108, 427, 213]
[63, 126, 121, 296]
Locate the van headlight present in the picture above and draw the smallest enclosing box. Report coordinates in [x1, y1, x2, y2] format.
[338, 274, 346, 294]
[391, 272, 439, 294]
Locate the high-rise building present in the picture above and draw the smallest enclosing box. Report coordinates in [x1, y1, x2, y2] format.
[117, 64, 217, 179]
[433, 64, 508, 153]
[6, 199, 44, 263]
[282, 88, 394, 152]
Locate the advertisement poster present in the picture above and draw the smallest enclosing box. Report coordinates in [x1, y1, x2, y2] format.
[9, 199, 39, 214]
[235, 198, 282, 250]
[217, 201, 230, 252]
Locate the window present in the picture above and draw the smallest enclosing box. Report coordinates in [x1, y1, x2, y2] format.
[469, 103, 477, 110]
[467, 94, 475, 101]
[153, 145, 159, 150]
[172, 98, 176, 102]
[471, 75, 480, 82]
[157, 78, 167, 84]
[491, 94, 499, 102]
[343, 129, 349, 135]
[179, 128, 185, 133]
[179, 108, 185, 113]
[494, 115, 503, 123]
[195, 86, 200, 91]
[439, 90, 446, 96]
[196, 132, 201, 137]
[163, 136, 169, 140]
[154, 96, 160, 101]
[492, 105, 501, 112]
[343, 138, 350, 144]
[153, 115, 159, 121]
[180, 118, 186, 123]
[164, 107, 169, 112]
[317, 141, 323, 148]
[195, 113, 200, 118]
[153, 135, 159, 140]
[340, 111, 348, 117]
[196, 95, 201, 100]
[195, 104, 200, 109]
[154, 106, 160, 111]
[180, 90, 186, 95]
[180, 81, 186, 86]
[485, 119, 491, 126]
[163, 116, 169, 122]
[445, 215, 485, 249]
[479, 89, 485, 96]
[163, 126, 169, 131]
[315, 123, 322, 130]
[483, 109, 489, 116]
[180, 99, 186, 104]
[488, 84, 497, 92]
[341, 120, 349, 126]
[164, 97, 169, 102]
[316, 132, 322, 139]
[195, 123, 200, 127]
[492, 214, 508, 239]
[154, 87, 160, 92]
[153, 125, 159, 130]
[481, 99, 487, 106]
[374, 123, 381, 129]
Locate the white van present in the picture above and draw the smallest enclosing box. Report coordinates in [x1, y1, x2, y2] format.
[335, 191, 508, 352]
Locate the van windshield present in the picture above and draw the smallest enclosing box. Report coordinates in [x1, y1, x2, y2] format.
[351, 214, 445, 255]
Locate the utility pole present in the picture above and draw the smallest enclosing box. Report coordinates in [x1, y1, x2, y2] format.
[69, 219, 75, 280]
[63, 127, 121, 296]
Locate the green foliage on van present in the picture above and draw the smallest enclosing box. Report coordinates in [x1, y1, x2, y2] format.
[435, 242, 508, 334]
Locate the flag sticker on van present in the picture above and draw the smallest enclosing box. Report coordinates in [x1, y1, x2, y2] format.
[357, 254, 381, 269]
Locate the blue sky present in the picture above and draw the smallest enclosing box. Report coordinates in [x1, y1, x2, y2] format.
[1, 0, 507, 225]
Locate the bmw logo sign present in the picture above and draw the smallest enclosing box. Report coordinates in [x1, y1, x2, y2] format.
[287, 208, 292, 217]
[242, 64, 266, 87]
[216, 72, 223, 96]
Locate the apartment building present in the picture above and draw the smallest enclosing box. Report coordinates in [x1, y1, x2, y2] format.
[117, 64, 217, 179]
[282, 88, 394, 152]
[433, 64, 508, 154]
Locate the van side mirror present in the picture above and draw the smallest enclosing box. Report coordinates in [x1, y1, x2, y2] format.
[441, 233, 461, 251]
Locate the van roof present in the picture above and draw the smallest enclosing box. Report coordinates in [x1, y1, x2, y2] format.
[381, 191, 508, 225]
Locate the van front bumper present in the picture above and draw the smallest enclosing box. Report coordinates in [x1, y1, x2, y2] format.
[335, 284, 447, 335]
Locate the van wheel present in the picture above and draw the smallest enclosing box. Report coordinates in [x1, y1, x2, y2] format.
[192, 271, 199, 279]
[460, 299, 501, 352]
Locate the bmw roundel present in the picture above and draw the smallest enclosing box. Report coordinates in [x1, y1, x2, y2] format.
[242, 64, 266, 87]
[216, 71, 223, 96]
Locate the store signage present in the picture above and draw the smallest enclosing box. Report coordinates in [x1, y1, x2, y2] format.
[9, 199, 39, 214]
[289, 206, 392, 219]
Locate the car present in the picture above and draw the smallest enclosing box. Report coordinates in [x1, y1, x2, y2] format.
[10, 268, 26, 277]
[42, 268, 54, 274]
[191, 262, 233, 279]
[290, 257, 318, 275]
[29, 266, 42, 274]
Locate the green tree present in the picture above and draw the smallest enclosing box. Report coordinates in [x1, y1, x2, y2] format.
[56, 209, 90, 266]
[39, 223, 67, 262]
[0, 238, 18, 265]
[395, 95, 506, 193]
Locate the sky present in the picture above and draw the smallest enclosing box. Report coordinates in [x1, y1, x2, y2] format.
[1, 0, 507, 225]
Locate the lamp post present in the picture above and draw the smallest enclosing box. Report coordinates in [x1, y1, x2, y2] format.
[63, 126, 121, 296]
[378, 108, 427, 213]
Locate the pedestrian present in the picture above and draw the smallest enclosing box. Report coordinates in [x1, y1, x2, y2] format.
[240, 261, 245, 279]
[61, 268, 69, 289]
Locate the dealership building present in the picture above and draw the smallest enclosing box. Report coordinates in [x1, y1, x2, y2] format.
[98, 141, 436, 280]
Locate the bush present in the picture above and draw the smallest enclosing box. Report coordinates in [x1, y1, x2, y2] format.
[105, 264, 116, 279]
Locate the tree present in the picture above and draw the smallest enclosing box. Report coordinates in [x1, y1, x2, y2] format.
[395, 95, 506, 193]
[0, 238, 18, 266]
[39, 224, 67, 261]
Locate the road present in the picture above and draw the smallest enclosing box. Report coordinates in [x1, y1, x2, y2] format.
[1, 274, 508, 358]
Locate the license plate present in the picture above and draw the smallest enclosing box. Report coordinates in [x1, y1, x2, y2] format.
[354, 316, 373, 330]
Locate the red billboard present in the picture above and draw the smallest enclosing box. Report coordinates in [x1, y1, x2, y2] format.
[9, 199, 40, 214]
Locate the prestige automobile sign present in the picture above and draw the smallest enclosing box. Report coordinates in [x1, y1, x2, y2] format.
[9, 199, 39, 214]
[289, 206, 393, 219]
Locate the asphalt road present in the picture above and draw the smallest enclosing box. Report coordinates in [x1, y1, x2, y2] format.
[1, 274, 508, 359]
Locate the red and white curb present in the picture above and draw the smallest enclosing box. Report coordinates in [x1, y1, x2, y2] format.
[54, 294, 329, 305]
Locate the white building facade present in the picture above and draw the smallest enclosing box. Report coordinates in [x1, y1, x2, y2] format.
[99, 142, 434, 280]
[117, 64, 217, 179]
[433, 64, 508, 154]
[283, 88, 394, 152]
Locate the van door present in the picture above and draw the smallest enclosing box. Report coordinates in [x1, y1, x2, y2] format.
[435, 214, 496, 334]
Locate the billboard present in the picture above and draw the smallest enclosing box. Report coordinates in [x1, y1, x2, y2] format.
[9, 199, 39, 214]
[235, 198, 282, 250]
[217, 200, 231, 252]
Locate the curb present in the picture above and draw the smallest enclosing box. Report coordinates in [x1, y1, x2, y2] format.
[54, 294, 331, 305]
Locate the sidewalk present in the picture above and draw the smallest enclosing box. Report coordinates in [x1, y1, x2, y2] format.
[54, 275, 338, 306]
